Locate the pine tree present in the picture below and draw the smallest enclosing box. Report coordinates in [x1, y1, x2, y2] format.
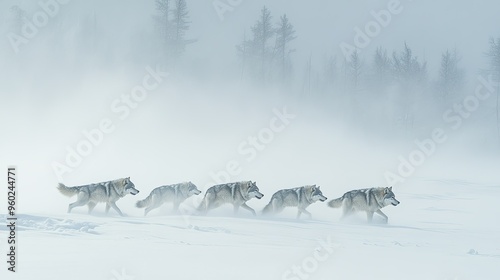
[153, 0, 193, 67]
[392, 42, 427, 86]
[348, 49, 362, 90]
[153, 0, 172, 61]
[437, 49, 464, 102]
[274, 14, 296, 83]
[372, 46, 391, 89]
[390, 42, 427, 129]
[171, 0, 191, 60]
[236, 6, 276, 84]
[250, 6, 275, 82]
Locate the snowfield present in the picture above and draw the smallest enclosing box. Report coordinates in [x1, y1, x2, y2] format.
[1, 178, 499, 280]
[3, 1, 500, 280]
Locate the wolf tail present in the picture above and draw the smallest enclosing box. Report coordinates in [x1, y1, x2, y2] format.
[57, 183, 79, 197]
[136, 193, 153, 208]
[327, 196, 344, 208]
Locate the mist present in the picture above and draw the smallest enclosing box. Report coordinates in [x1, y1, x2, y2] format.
[2, 1, 500, 280]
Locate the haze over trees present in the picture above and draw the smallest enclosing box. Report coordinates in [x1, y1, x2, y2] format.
[436, 49, 464, 103]
[275, 14, 297, 86]
[153, 0, 193, 69]
[2, 1, 500, 148]
[237, 6, 297, 86]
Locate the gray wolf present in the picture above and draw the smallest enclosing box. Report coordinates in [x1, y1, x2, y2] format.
[262, 185, 327, 219]
[57, 177, 139, 216]
[136, 181, 201, 216]
[198, 181, 264, 216]
[327, 187, 400, 223]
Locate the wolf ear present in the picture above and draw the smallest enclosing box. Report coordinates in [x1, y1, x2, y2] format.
[389, 186, 392, 190]
[384, 188, 388, 194]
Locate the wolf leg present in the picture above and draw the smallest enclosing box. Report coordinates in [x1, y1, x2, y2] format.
[272, 199, 285, 214]
[196, 199, 208, 215]
[366, 211, 374, 222]
[376, 209, 388, 223]
[144, 205, 156, 216]
[68, 193, 88, 213]
[144, 199, 162, 216]
[109, 202, 124, 216]
[297, 208, 312, 219]
[172, 201, 181, 214]
[201, 192, 215, 214]
[240, 203, 256, 216]
[341, 207, 352, 219]
[233, 204, 240, 215]
[68, 201, 86, 213]
[87, 202, 97, 214]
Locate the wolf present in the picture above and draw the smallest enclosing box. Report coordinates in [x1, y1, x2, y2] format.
[197, 181, 264, 216]
[262, 185, 327, 219]
[57, 177, 139, 216]
[327, 187, 400, 223]
[136, 182, 201, 216]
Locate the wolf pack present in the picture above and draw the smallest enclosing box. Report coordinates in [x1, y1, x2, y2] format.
[57, 178, 400, 223]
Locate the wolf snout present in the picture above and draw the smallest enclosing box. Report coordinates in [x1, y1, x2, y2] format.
[256, 193, 264, 199]
[392, 199, 400, 206]
[320, 197, 327, 202]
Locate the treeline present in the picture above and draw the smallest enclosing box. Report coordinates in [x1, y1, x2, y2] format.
[236, 6, 296, 87]
[6, 2, 500, 102]
[152, 0, 194, 68]
[237, 7, 500, 101]
[5, 2, 500, 141]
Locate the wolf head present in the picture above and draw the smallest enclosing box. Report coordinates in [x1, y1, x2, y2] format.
[122, 177, 140, 195]
[383, 186, 399, 206]
[187, 181, 202, 196]
[247, 181, 264, 199]
[308, 185, 327, 202]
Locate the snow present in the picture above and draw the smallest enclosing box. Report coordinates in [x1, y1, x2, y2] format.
[2, 1, 500, 279]
[1, 178, 499, 280]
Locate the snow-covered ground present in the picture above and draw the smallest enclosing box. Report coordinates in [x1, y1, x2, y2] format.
[1, 178, 499, 280]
